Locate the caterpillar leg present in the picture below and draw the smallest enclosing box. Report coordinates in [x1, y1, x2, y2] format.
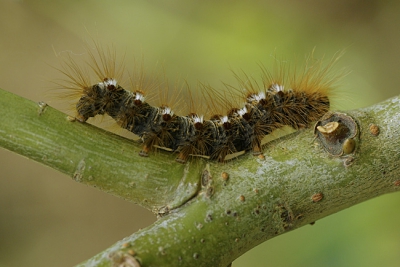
[139, 145, 150, 157]
[175, 152, 187, 164]
[252, 143, 262, 155]
[252, 144, 265, 160]
[75, 114, 88, 122]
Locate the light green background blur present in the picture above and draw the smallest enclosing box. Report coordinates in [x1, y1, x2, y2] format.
[1, 0, 399, 266]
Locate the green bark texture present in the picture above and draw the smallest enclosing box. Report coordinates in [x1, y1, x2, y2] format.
[1, 88, 399, 267]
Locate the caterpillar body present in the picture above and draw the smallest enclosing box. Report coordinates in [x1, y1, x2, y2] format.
[57, 44, 341, 163]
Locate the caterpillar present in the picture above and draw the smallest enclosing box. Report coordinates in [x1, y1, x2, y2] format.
[56, 42, 342, 163]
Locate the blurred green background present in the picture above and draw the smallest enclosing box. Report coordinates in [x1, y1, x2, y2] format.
[1, 0, 399, 266]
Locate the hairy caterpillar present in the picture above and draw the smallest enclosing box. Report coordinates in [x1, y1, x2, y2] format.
[56, 42, 342, 163]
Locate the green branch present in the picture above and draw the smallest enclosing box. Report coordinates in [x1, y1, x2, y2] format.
[1, 88, 399, 266]
[0, 88, 202, 213]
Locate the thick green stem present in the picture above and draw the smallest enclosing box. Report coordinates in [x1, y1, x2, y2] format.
[1, 88, 399, 266]
[79, 96, 400, 267]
